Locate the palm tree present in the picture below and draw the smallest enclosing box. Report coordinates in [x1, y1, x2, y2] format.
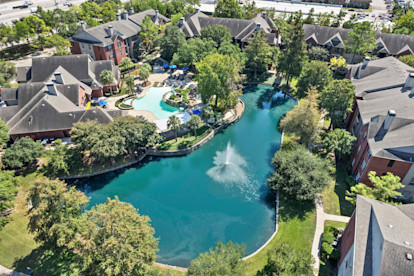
[139, 63, 152, 86]
[100, 70, 115, 95]
[187, 115, 203, 138]
[121, 57, 134, 73]
[124, 75, 134, 94]
[167, 115, 181, 142]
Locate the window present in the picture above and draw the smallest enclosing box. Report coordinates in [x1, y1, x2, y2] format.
[368, 148, 372, 158]
[387, 160, 395, 167]
[363, 132, 367, 141]
[119, 49, 122, 55]
[356, 172, 361, 182]
[107, 45, 112, 51]
[118, 41, 121, 47]
[109, 54, 114, 59]
[352, 158, 355, 166]
[357, 145, 361, 153]
[361, 159, 367, 171]
[409, 178, 414, 185]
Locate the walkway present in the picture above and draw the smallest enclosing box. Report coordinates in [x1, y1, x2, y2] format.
[311, 197, 350, 275]
[0, 265, 27, 276]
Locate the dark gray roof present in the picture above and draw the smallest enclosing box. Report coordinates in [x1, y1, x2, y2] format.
[303, 24, 414, 56]
[70, 9, 170, 47]
[352, 196, 414, 276]
[16, 66, 31, 83]
[178, 11, 277, 45]
[1, 88, 18, 101]
[350, 57, 414, 162]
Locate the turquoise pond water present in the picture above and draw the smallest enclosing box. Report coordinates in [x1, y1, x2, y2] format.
[76, 85, 296, 267]
[125, 87, 180, 119]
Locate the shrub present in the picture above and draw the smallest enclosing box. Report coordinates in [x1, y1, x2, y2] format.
[329, 249, 340, 261]
[321, 242, 333, 255]
[322, 231, 335, 245]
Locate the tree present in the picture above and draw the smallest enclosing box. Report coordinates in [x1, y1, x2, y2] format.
[320, 79, 355, 128]
[14, 20, 30, 44]
[277, 23, 308, 84]
[124, 75, 135, 94]
[100, 70, 115, 95]
[160, 25, 186, 61]
[308, 46, 329, 61]
[89, 126, 126, 163]
[139, 16, 159, 52]
[120, 57, 134, 72]
[268, 146, 332, 201]
[257, 243, 314, 276]
[0, 120, 9, 149]
[0, 170, 18, 229]
[70, 121, 101, 152]
[200, 25, 232, 48]
[27, 178, 89, 251]
[172, 37, 217, 68]
[279, 88, 320, 146]
[344, 22, 376, 64]
[167, 115, 181, 142]
[71, 197, 158, 275]
[44, 34, 71, 55]
[393, 10, 414, 35]
[329, 56, 347, 76]
[2, 138, 43, 169]
[0, 25, 16, 49]
[46, 139, 70, 176]
[0, 61, 16, 88]
[342, 14, 357, 29]
[322, 129, 356, 160]
[139, 63, 152, 85]
[296, 60, 333, 98]
[346, 172, 404, 205]
[187, 115, 203, 138]
[101, 1, 116, 23]
[398, 54, 414, 67]
[196, 53, 241, 109]
[201, 106, 214, 121]
[214, 0, 243, 19]
[187, 241, 245, 276]
[244, 30, 273, 79]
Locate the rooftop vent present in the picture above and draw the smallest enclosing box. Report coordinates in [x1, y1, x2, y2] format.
[124, 10, 128, 20]
[404, 73, 414, 90]
[130, 7, 134, 14]
[108, 25, 114, 36]
[256, 23, 261, 31]
[179, 17, 185, 27]
[362, 56, 370, 69]
[54, 72, 64, 84]
[388, 224, 394, 228]
[262, 11, 267, 19]
[407, 253, 413, 261]
[404, 241, 411, 246]
[116, 13, 121, 21]
[46, 83, 57, 96]
[80, 21, 86, 31]
[384, 110, 396, 131]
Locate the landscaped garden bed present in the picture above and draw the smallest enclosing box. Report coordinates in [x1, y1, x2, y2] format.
[157, 126, 212, 150]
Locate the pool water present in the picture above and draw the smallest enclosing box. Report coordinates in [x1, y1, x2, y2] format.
[77, 85, 296, 267]
[127, 87, 180, 119]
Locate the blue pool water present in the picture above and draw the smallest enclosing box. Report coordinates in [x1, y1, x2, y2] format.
[127, 87, 180, 119]
[77, 85, 296, 267]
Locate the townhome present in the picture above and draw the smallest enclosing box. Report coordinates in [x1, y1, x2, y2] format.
[177, 10, 279, 47]
[345, 56, 414, 200]
[303, 24, 414, 63]
[338, 195, 414, 275]
[0, 55, 126, 140]
[69, 9, 170, 65]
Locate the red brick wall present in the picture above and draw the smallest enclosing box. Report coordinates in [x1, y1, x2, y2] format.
[350, 124, 369, 176]
[92, 37, 127, 65]
[92, 89, 103, 98]
[70, 41, 82, 55]
[11, 130, 70, 141]
[396, 49, 413, 57]
[306, 37, 318, 48]
[78, 86, 87, 106]
[338, 212, 356, 267]
[360, 156, 412, 186]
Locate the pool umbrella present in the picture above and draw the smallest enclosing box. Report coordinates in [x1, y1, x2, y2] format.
[162, 63, 169, 67]
[193, 109, 201, 115]
[98, 100, 108, 106]
[170, 64, 177, 69]
[181, 67, 189, 71]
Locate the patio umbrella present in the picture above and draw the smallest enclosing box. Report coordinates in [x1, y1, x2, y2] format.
[170, 65, 177, 69]
[162, 63, 169, 68]
[98, 100, 108, 106]
[181, 67, 189, 71]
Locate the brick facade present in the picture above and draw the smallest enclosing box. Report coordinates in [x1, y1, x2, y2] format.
[338, 212, 356, 267]
[70, 41, 82, 55]
[11, 129, 71, 141]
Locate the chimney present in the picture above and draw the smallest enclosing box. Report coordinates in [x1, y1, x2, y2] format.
[155, 9, 159, 24]
[262, 11, 267, 18]
[195, 8, 199, 13]
[383, 109, 396, 130]
[179, 17, 185, 27]
[108, 25, 114, 36]
[124, 10, 128, 20]
[116, 13, 121, 21]
[54, 72, 64, 84]
[404, 73, 414, 90]
[80, 21, 86, 31]
[130, 7, 134, 14]
[362, 56, 370, 69]
[256, 23, 261, 31]
[46, 83, 57, 95]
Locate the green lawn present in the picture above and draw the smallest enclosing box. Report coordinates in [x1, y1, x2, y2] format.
[321, 165, 354, 217]
[244, 195, 316, 275]
[157, 127, 211, 150]
[324, 220, 347, 230]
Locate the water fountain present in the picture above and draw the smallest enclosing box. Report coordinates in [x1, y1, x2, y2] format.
[207, 142, 248, 184]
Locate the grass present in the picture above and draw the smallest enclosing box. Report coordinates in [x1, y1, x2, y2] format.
[244, 195, 316, 275]
[324, 220, 347, 230]
[321, 165, 354, 217]
[157, 127, 211, 150]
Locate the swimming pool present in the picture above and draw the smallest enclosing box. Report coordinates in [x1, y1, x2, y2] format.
[127, 87, 180, 119]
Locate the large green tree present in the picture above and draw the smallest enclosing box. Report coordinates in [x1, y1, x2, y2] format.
[172, 37, 217, 68]
[346, 172, 404, 205]
[139, 16, 159, 52]
[160, 25, 186, 61]
[257, 243, 314, 276]
[344, 22, 376, 63]
[139, 63, 152, 85]
[2, 138, 43, 169]
[268, 146, 332, 201]
[320, 79, 355, 128]
[46, 139, 70, 176]
[322, 129, 356, 160]
[100, 70, 115, 95]
[244, 30, 273, 79]
[279, 88, 320, 146]
[71, 197, 158, 276]
[393, 10, 414, 35]
[296, 60, 333, 98]
[196, 53, 241, 109]
[200, 25, 232, 48]
[167, 115, 181, 142]
[214, 0, 243, 19]
[308, 46, 329, 61]
[187, 241, 245, 276]
[27, 178, 89, 252]
[187, 115, 204, 137]
[0, 170, 18, 229]
[0, 119, 10, 149]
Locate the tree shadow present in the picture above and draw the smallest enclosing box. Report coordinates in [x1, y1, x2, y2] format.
[13, 245, 77, 276]
[334, 164, 355, 217]
[278, 193, 315, 221]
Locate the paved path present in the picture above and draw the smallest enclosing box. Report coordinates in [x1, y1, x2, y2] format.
[0, 265, 27, 276]
[311, 198, 350, 275]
